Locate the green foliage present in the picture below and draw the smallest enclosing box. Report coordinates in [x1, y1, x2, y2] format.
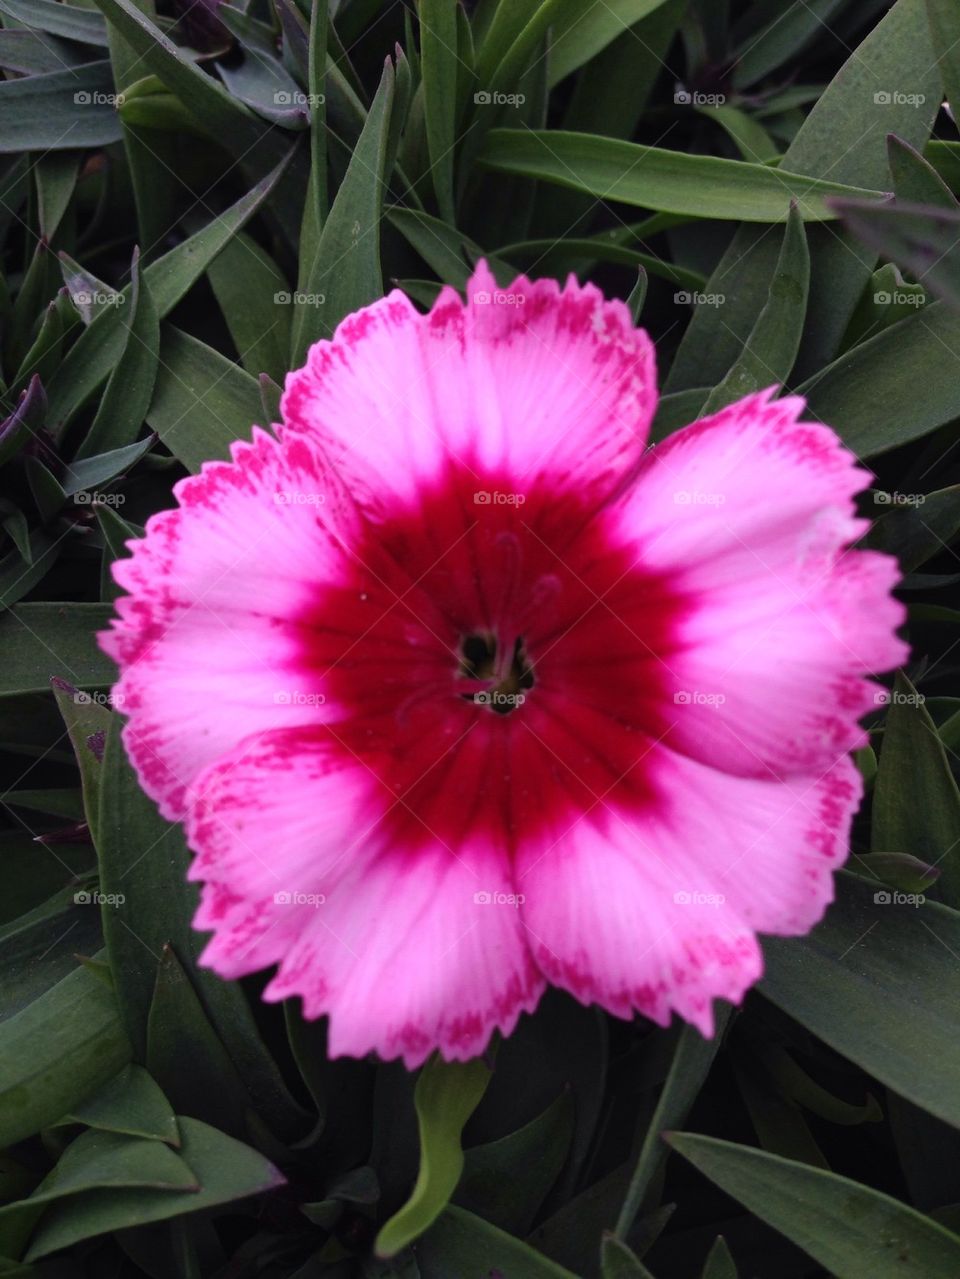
[0, 1, 959, 1276]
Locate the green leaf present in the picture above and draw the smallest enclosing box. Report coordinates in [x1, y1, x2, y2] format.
[480, 130, 883, 220]
[547, 0, 671, 86]
[668, 1132, 960, 1279]
[888, 135, 959, 207]
[832, 198, 960, 310]
[66, 1064, 180, 1145]
[615, 1012, 729, 1237]
[700, 201, 809, 414]
[867, 485, 960, 571]
[61, 436, 154, 498]
[25, 1117, 284, 1261]
[0, 604, 115, 695]
[45, 152, 292, 435]
[702, 1236, 738, 1279]
[417, 1204, 579, 1278]
[0, 28, 89, 74]
[854, 852, 941, 894]
[601, 1235, 656, 1278]
[75, 249, 160, 458]
[730, 0, 848, 89]
[0, 0, 108, 45]
[0, 960, 131, 1149]
[146, 326, 262, 471]
[292, 55, 395, 364]
[697, 103, 780, 163]
[455, 1093, 573, 1236]
[801, 301, 960, 455]
[0, 63, 122, 153]
[296, 0, 328, 283]
[498, 236, 705, 290]
[50, 676, 111, 841]
[35, 151, 82, 241]
[926, 0, 960, 123]
[375, 1055, 492, 1258]
[206, 233, 290, 384]
[873, 671, 960, 906]
[420, 0, 459, 224]
[761, 871, 960, 1130]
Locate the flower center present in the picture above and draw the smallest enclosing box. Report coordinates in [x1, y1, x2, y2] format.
[461, 632, 535, 715]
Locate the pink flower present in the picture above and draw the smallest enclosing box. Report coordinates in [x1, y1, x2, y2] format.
[101, 263, 906, 1067]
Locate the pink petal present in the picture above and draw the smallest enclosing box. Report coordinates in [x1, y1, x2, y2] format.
[281, 261, 657, 520]
[617, 390, 907, 776]
[99, 430, 350, 819]
[187, 727, 545, 1068]
[516, 747, 862, 1035]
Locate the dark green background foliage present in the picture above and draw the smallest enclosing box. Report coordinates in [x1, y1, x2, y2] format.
[1, 0, 960, 1275]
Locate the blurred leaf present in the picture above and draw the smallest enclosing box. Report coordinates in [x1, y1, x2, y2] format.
[45, 152, 292, 435]
[0, 63, 123, 152]
[702, 1236, 738, 1279]
[0, 960, 131, 1148]
[420, 0, 458, 224]
[854, 852, 941, 893]
[482, 130, 882, 220]
[888, 135, 958, 207]
[25, 1117, 284, 1261]
[801, 301, 960, 455]
[417, 1204, 578, 1278]
[669, 1132, 960, 1278]
[761, 871, 960, 1129]
[873, 671, 960, 906]
[455, 1093, 573, 1236]
[0, 28, 90, 74]
[0, 0, 108, 44]
[627, 268, 647, 322]
[548, 0, 670, 85]
[66, 1064, 180, 1145]
[75, 249, 160, 458]
[615, 1012, 729, 1237]
[832, 198, 960, 310]
[731, 0, 848, 89]
[0, 603, 114, 694]
[375, 1055, 492, 1258]
[0, 374, 45, 468]
[602, 1235, 656, 1278]
[292, 55, 395, 363]
[146, 326, 262, 471]
[867, 485, 960, 570]
[701, 201, 809, 414]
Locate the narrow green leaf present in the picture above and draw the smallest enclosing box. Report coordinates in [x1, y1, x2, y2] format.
[761, 871, 960, 1130]
[62, 436, 154, 497]
[0, 63, 122, 152]
[292, 56, 395, 363]
[0, 604, 114, 695]
[76, 249, 159, 458]
[146, 326, 262, 471]
[0, 0, 108, 44]
[418, 1204, 579, 1278]
[0, 960, 131, 1149]
[926, 0, 960, 122]
[602, 1235, 656, 1278]
[627, 268, 647, 322]
[547, 0, 670, 85]
[615, 1012, 729, 1237]
[207, 233, 291, 384]
[50, 676, 111, 841]
[25, 1117, 284, 1261]
[35, 151, 82, 241]
[873, 671, 960, 906]
[375, 1055, 491, 1258]
[832, 198, 960, 311]
[421, 0, 459, 224]
[668, 1132, 960, 1279]
[701, 202, 809, 414]
[702, 1236, 738, 1279]
[480, 130, 883, 221]
[67, 1064, 180, 1145]
[731, 0, 847, 88]
[888, 135, 959, 207]
[697, 104, 780, 163]
[868, 485, 960, 571]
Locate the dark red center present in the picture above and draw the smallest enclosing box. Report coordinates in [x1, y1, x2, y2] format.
[291, 462, 689, 855]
